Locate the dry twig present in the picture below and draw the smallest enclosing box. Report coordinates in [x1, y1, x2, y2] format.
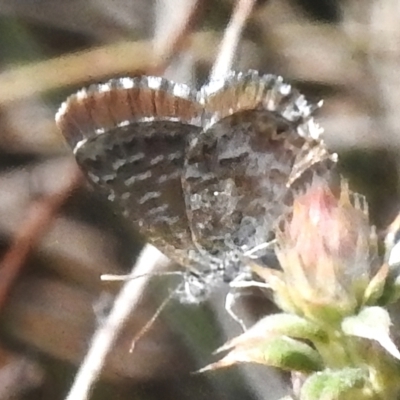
[210, 0, 256, 80]
[0, 167, 82, 311]
[65, 245, 170, 400]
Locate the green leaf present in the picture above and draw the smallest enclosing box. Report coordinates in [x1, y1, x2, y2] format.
[217, 313, 327, 353]
[300, 368, 369, 400]
[341, 306, 400, 360]
[363, 263, 388, 305]
[199, 336, 323, 373]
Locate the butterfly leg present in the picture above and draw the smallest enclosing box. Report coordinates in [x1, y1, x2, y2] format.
[225, 289, 248, 332]
[243, 239, 277, 259]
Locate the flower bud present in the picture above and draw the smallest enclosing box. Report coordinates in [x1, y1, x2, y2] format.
[275, 178, 378, 322]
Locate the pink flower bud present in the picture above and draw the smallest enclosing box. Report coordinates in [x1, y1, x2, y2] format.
[275, 179, 378, 321]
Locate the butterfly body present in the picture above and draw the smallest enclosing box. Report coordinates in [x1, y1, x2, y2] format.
[56, 71, 336, 303]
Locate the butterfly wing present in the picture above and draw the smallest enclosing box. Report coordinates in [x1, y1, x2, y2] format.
[56, 76, 203, 266]
[183, 71, 336, 258]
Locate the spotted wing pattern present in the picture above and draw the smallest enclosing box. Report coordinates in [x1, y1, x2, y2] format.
[56, 77, 203, 267]
[183, 72, 335, 278]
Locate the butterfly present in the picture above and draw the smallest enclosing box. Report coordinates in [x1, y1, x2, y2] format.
[56, 70, 336, 305]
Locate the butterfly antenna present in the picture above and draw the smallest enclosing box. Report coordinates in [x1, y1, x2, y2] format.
[129, 282, 185, 352]
[101, 271, 184, 281]
[243, 239, 277, 258]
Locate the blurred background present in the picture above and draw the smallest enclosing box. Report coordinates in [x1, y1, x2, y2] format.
[0, 0, 399, 399]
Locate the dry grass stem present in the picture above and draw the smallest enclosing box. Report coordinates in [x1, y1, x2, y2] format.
[65, 245, 170, 400]
[210, 0, 256, 81]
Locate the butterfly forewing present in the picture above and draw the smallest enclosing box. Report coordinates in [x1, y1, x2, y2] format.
[56, 77, 203, 266]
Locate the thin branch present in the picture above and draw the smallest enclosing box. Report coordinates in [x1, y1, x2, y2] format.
[65, 245, 170, 400]
[0, 166, 82, 311]
[210, 0, 256, 81]
[0, 32, 218, 105]
[151, 0, 202, 75]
